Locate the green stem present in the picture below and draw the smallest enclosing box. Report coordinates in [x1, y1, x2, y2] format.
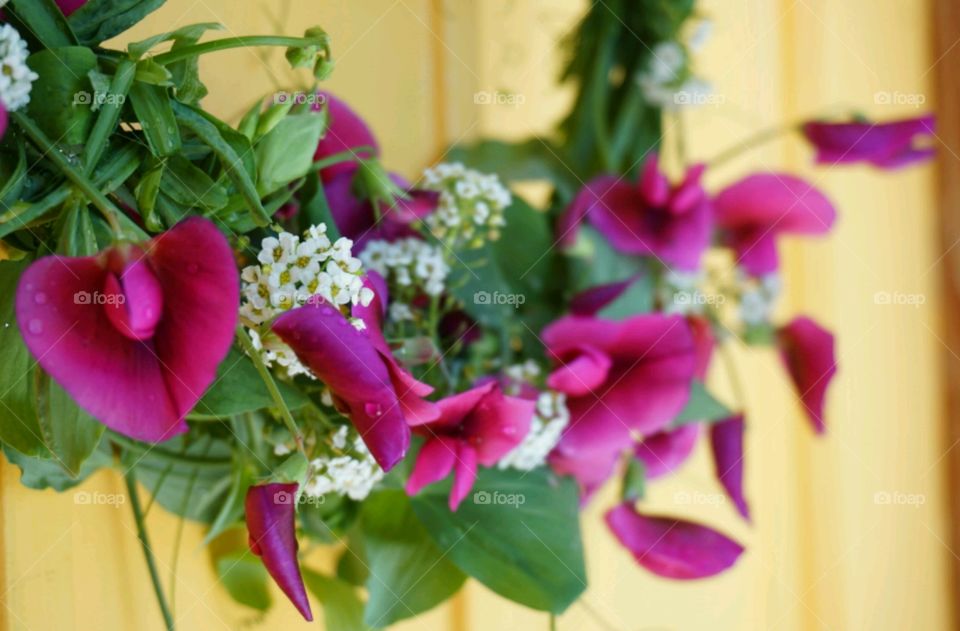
[235, 325, 307, 456]
[608, 80, 644, 169]
[549, 614, 557, 631]
[108, 432, 231, 469]
[124, 469, 176, 631]
[12, 112, 125, 236]
[707, 121, 802, 168]
[153, 36, 321, 65]
[311, 145, 376, 172]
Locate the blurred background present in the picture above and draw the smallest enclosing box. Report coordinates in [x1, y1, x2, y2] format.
[1, 0, 956, 629]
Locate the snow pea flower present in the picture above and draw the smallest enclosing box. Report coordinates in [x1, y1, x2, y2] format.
[406, 382, 535, 510]
[15, 217, 238, 441]
[802, 115, 935, 169]
[714, 173, 836, 276]
[245, 483, 312, 621]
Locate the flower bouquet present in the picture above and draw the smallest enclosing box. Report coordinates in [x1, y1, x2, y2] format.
[0, 0, 935, 629]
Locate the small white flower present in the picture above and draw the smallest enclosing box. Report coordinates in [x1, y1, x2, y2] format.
[0, 25, 38, 112]
[303, 426, 385, 501]
[498, 392, 570, 471]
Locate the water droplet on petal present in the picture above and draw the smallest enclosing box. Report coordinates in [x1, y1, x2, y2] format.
[503, 426, 517, 436]
[364, 402, 383, 417]
[27, 319, 43, 335]
[33, 292, 47, 305]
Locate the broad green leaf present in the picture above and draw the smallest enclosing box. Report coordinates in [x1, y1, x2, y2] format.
[298, 170, 341, 239]
[672, 381, 733, 427]
[303, 570, 371, 631]
[566, 226, 646, 293]
[129, 81, 182, 156]
[203, 462, 253, 545]
[216, 550, 272, 611]
[26, 47, 97, 146]
[191, 348, 309, 419]
[34, 370, 104, 477]
[493, 196, 553, 296]
[3, 443, 110, 492]
[256, 113, 325, 196]
[82, 59, 137, 172]
[411, 468, 586, 614]
[69, 0, 166, 47]
[7, 0, 76, 48]
[0, 260, 45, 456]
[360, 491, 466, 627]
[336, 544, 369, 587]
[447, 244, 514, 329]
[595, 273, 654, 319]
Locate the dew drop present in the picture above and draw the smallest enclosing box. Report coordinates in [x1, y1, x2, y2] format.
[503, 426, 517, 436]
[34, 292, 48, 305]
[364, 402, 383, 418]
[27, 319, 43, 335]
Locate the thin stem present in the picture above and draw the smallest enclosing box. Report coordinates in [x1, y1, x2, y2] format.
[124, 469, 176, 631]
[549, 614, 558, 631]
[311, 145, 376, 172]
[235, 325, 307, 456]
[108, 432, 231, 469]
[153, 36, 321, 65]
[707, 121, 802, 168]
[672, 109, 687, 168]
[12, 112, 124, 236]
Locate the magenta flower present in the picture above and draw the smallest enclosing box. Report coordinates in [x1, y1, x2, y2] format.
[558, 154, 712, 271]
[405, 382, 535, 510]
[606, 503, 744, 579]
[55, 0, 86, 16]
[710, 415, 749, 520]
[272, 291, 438, 471]
[314, 91, 379, 181]
[634, 424, 699, 479]
[714, 173, 836, 276]
[15, 218, 238, 441]
[245, 483, 312, 621]
[544, 314, 698, 497]
[324, 167, 438, 252]
[778, 316, 837, 434]
[802, 115, 935, 169]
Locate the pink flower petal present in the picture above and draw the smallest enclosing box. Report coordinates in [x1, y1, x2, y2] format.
[245, 484, 312, 621]
[272, 303, 411, 470]
[450, 443, 478, 511]
[546, 345, 612, 396]
[639, 154, 670, 207]
[102, 252, 164, 341]
[802, 115, 936, 169]
[55, 0, 86, 16]
[711, 415, 750, 520]
[606, 503, 744, 579]
[314, 92, 379, 181]
[556, 175, 621, 247]
[406, 436, 458, 496]
[778, 316, 837, 434]
[461, 388, 535, 465]
[634, 424, 700, 479]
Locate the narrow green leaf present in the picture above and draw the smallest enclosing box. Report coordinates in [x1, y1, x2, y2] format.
[303, 570, 371, 631]
[34, 370, 104, 477]
[129, 81, 182, 156]
[672, 381, 733, 427]
[69, 0, 166, 47]
[7, 0, 76, 48]
[621, 458, 646, 502]
[255, 113, 324, 196]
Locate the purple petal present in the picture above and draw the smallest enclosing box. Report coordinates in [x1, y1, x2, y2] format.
[15, 218, 237, 442]
[272, 303, 411, 470]
[460, 387, 535, 465]
[606, 503, 744, 579]
[569, 277, 638, 316]
[710, 415, 750, 520]
[557, 175, 622, 247]
[450, 443, 478, 511]
[639, 154, 670, 207]
[778, 316, 836, 434]
[546, 345, 612, 396]
[314, 92, 379, 181]
[245, 484, 312, 621]
[634, 424, 700, 479]
[55, 0, 86, 16]
[406, 436, 458, 496]
[802, 115, 935, 169]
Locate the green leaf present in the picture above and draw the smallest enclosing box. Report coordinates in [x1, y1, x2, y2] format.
[82, 59, 137, 172]
[448, 244, 514, 329]
[493, 196, 553, 296]
[203, 462, 253, 545]
[566, 226, 646, 293]
[672, 381, 733, 427]
[172, 102, 269, 227]
[191, 348, 309, 419]
[361, 491, 466, 627]
[26, 47, 97, 147]
[256, 113, 325, 196]
[129, 81, 182, 156]
[595, 273, 654, 319]
[135, 157, 165, 231]
[446, 138, 577, 198]
[621, 458, 645, 502]
[3, 442, 110, 492]
[298, 170, 341, 239]
[162, 155, 228, 211]
[127, 22, 222, 59]
[336, 545, 369, 587]
[7, 0, 76, 48]
[216, 550, 272, 612]
[303, 570, 371, 631]
[0, 260, 45, 457]
[69, 0, 167, 47]
[411, 468, 586, 614]
[34, 370, 104, 477]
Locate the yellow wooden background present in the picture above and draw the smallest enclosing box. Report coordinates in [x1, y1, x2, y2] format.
[0, 1, 954, 629]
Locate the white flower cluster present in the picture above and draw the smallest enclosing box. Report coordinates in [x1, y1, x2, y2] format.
[240, 224, 374, 377]
[498, 391, 570, 471]
[302, 426, 384, 501]
[637, 37, 713, 110]
[360, 237, 450, 298]
[503, 360, 541, 389]
[0, 24, 39, 112]
[661, 270, 708, 316]
[738, 271, 781, 326]
[421, 162, 512, 247]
